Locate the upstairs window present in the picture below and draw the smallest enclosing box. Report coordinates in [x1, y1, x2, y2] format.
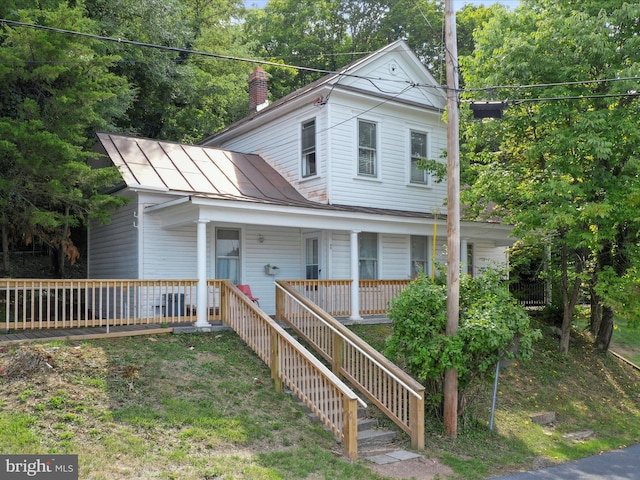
[301, 119, 316, 178]
[358, 120, 377, 177]
[410, 130, 429, 184]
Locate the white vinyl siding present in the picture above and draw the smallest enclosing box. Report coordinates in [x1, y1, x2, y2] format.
[380, 234, 410, 279]
[328, 91, 448, 212]
[473, 241, 509, 273]
[143, 216, 197, 279]
[88, 200, 138, 278]
[205, 106, 329, 203]
[329, 232, 351, 279]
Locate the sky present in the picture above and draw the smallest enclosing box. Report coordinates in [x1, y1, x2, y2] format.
[244, 1, 521, 10]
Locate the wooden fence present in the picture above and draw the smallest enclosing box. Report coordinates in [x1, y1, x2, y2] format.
[0, 279, 224, 331]
[0, 278, 363, 459]
[275, 280, 425, 450]
[283, 279, 410, 316]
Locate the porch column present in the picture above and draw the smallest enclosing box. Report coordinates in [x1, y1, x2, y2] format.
[349, 230, 362, 321]
[460, 238, 468, 276]
[195, 219, 211, 330]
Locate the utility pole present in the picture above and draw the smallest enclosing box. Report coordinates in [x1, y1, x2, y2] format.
[444, 0, 460, 438]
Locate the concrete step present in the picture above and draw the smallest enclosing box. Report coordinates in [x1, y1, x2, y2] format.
[358, 417, 378, 431]
[357, 427, 396, 445]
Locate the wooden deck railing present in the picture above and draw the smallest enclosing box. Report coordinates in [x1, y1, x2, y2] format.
[1, 279, 224, 330]
[221, 280, 362, 459]
[283, 279, 410, 316]
[275, 280, 425, 450]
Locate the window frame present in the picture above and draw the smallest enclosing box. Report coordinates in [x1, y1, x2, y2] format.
[409, 129, 431, 185]
[301, 118, 317, 178]
[215, 228, 241, 284]
[410, 235, 429, 278]
[358, 232, 378, 280]
[357, 119, 378, 178]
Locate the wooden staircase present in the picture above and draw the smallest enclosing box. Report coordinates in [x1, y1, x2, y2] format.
[288, 387, 398, 451]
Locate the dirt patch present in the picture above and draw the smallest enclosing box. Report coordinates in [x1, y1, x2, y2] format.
[368, 456, 454, 479]
[359, 446, 454, 480]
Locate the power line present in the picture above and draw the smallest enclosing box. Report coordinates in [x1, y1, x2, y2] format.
[3, 18, 636, 102]
[509, 92, 640, 104]
[0, 18, 432, 90]
[466, 76, 640, 93]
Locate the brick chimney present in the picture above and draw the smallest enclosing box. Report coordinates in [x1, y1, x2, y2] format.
[248, 66, 269, 113]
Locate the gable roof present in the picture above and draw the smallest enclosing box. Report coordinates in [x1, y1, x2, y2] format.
[200, 40, 446, 146]
[95, 132, 315, 207]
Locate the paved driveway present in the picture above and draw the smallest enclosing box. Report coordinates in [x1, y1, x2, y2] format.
[489, 444, 640, 479]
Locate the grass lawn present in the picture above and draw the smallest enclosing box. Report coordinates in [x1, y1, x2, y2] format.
[610, 317, 640, 366]
[1, 319, 640, 479]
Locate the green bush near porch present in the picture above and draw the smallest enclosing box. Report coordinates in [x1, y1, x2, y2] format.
[385, 269, 541, 417]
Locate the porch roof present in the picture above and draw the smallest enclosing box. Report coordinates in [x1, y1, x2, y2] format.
[96, 132, 312, 206]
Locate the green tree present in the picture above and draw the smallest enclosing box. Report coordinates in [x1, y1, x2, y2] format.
[460, 1, 640, 352]
[244, 0, 446, 97]
[0, 3, 132, 275]
[84, 0, 249, 142]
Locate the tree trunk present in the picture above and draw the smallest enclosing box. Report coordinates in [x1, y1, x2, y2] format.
[589, 286, 602, 336]
[595, 305, 614, 351]
[559, 240, 583, 355]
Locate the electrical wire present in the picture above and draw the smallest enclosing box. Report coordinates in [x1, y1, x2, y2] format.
[466, 76, 640, 93]
[508, 92, 640, 104]
[2, 17, 636, 103]
[0, 18, 428, 89]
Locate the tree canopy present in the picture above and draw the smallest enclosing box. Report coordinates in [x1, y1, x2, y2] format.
[460, 0, 640, 351]
[0, 2, 133, 274]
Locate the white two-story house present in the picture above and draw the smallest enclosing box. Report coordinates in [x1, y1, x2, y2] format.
[88, 40, 513, 319]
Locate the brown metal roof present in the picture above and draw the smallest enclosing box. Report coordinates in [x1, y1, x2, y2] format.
[96, 132, 315, 206]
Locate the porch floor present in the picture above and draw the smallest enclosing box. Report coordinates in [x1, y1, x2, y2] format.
[0, 316, 392, 345]
[0, 323, 184, 346]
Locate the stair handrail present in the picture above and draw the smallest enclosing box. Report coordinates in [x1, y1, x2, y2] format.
[275, 280, 425, 450]
[222, 280, 365, 458]
[275, 282, 422, 399]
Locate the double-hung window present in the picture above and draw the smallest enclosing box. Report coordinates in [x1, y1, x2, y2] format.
[301, 119, 316, 177]
[359, 232, 378, 279]
[410, 130, 429, 184]
[216, 228, 240, 284]
[410, 235, 428, 278]
[358, 120, 377, 177]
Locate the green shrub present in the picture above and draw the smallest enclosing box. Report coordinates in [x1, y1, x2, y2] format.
[385, 268, 541, 418]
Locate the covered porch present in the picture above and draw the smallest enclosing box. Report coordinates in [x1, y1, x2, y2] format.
[138, 194, 513, 319]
